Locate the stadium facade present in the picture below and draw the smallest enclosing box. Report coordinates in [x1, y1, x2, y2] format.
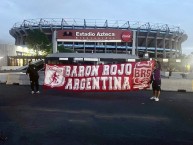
[10, 18, 187, 59]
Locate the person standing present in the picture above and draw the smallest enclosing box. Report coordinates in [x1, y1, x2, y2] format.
[150, 60, 161, 101]
[26, 60, 40, 94]
[168, 65, 172, 78]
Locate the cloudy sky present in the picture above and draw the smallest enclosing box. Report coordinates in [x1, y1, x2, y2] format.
[0, 0, 193, 54]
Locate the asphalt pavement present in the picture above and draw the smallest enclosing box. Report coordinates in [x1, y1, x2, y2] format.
[0, 84, 193, 145]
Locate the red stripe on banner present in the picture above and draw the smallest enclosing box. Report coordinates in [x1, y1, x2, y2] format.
[43, 60, 155, 92]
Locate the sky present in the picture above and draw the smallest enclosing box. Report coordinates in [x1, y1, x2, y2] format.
[0, 0, 193, 54]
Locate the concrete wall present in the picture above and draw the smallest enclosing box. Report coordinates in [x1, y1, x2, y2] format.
[161, 71, 193, 79]
[0, 66, 21, 71]
[162, 78, 193, 92]
[148, 78, 193, 92]
[1, 72, 193, 92]
[0, 71, 45, 85]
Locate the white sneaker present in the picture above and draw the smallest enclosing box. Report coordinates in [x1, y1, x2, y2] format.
[31, 91, 35, 94]
[36, 91, 40, 94]
[155, 98, 159, 101]
[150, 96, 156, 100]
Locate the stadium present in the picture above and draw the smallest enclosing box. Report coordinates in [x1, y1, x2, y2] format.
[9, 18, 187, 63]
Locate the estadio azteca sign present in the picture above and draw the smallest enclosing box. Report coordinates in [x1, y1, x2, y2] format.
[57, 29, 132, 42]
[44, 61, 154, 92]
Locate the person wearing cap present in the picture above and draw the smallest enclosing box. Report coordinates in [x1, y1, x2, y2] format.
[26, 60, 40, 94]
[150, 60, 161, 101]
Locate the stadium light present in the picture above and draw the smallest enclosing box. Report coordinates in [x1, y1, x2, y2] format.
[176, 59, 181, 63]
[74, 58, 83, 61]
[84, 58, 99, 61]
[59, 58, 68, 60]
[163, 59, 168, 62]
[127, 59, 136, 62]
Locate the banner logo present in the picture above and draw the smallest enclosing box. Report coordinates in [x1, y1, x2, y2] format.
[121, 31, 132, 42]
[133, 61, 153, 89]
[44, 65, 65, 88]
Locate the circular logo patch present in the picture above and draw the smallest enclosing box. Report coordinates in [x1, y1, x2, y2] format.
[121, 31, 132, 42]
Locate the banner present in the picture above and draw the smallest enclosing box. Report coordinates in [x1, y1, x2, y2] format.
[43, 60, 155, 92]
[57, 29, 132, 42]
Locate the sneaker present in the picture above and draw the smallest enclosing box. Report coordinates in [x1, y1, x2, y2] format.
[150, 96, 156, 100]
[31, 91, 35, 94]
[36, 91, 40, 94]
[155, 98, 159, 101]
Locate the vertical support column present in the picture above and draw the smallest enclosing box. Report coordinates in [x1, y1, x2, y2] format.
[94, 42, 96, 53]
[52, 30, 57, 53]
[83, 42, 85, 53]
[20, 36, 24, 45]
[105, 42, 107, 53]
[163, 38, 166, 58]
[145, 36, 148, 52]
[16, 30, 24, 45]
[126, 42, 128, 54]
[115, 42, 117, 54]
[136, 31, 139, 56]
[155, 37, 157, 58]
[178, 40, 182, 56]
[73, 42, 75, 52]
[175, 40, 177, 58]
[132, 30, 136, 56]
[7, 56, 9, 66]
[169, 38, 173, 58]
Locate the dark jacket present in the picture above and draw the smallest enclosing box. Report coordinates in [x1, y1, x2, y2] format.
[26, 64, 39, 80]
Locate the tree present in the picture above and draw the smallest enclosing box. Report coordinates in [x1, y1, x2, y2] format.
[57, 45, 74, 53]
[26, 29, 51, 55]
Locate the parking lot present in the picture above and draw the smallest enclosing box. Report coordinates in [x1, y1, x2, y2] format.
[1, 84, 193, 145]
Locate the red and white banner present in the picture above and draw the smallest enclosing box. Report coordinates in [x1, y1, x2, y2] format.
[44, 61, 155, 92]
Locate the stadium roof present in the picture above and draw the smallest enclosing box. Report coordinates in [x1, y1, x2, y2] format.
[12, 18, 185, 34]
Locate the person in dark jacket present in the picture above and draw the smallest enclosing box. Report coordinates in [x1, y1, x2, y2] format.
[26, 60, 39, 94]
[150, 60, 161, 101]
